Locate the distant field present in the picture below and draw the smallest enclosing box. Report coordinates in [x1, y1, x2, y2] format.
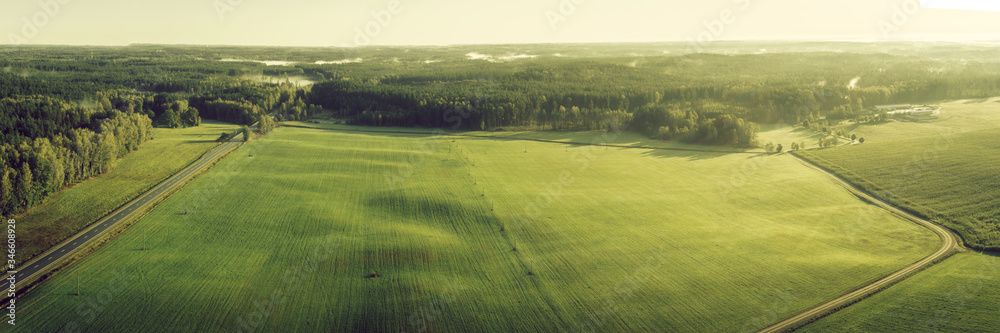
[288, 120, 823, 153]
[16, 121, 240, 263]
[801, 253, 1000, 333]
[797, 98, 1000, 250]
[837, 97, 1000, 144]
[11, 126, 937, 332]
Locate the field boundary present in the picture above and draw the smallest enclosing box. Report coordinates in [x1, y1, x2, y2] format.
[2, 137, 245, 303]
[282, 124, 762, 154]
[11, 133, 231, 264]
[792, 149, 979, 250]
[757, 153, 964, 333]
[3, 144, 239, 303]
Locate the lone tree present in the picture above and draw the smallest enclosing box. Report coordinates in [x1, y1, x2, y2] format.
[859, 137, 866, 144]
[851, 134, 858, 141]
[242, 125, 250, 142]
[775, 144, 783, 153]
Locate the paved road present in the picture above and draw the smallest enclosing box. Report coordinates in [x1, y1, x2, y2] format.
[757, 154, 962, 333]
[4, 136, 243, 295]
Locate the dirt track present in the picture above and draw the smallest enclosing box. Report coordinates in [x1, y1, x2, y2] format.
[757, 154, 962, 333]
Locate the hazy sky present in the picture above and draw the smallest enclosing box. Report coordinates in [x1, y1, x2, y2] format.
[3, 0, 1000, 46]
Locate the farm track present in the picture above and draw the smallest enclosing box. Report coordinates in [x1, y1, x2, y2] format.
[3, 136, 245, 300]
[758, 154, 963, 333]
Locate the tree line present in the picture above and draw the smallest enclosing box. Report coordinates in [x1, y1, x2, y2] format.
[303, 51, 1000, 147]
[1, 96, 153, 216]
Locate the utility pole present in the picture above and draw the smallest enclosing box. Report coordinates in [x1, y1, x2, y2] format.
[76, 271, 80, 296]
[143, 228, 146, 251]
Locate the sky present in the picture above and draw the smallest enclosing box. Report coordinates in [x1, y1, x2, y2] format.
[2, 0, 1000, 46]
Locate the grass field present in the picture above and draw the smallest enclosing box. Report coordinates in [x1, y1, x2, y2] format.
[801, 253, 1000, 332]
[836, 97, 1000, 144]
[16, 121, 240, 263]
[11, 126, 937, 332]
[797, 98, 1000, 250]
[791, 97, 1000, 332]
[290, 120, 823, 153]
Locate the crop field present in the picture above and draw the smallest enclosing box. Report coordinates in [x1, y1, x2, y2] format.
[15, 121, 240, 262]
[791, 98, 1000, 331]
[10, 126, 938, 332]
[801, 253, 1000, 332]
[797, 99, 1000, 250]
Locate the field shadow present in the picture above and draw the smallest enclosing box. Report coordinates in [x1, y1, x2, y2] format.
[295, 124, 757, 160]
[979, 250, 1000, 258]
[364, 191, 501, 225]
[637, 148, 748, 161]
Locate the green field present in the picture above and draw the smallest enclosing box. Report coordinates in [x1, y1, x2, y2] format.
[802, 253, 1000, 332]
[11, 126, 937, 332]
[838, 97, 1000, 144]
[16, 121, 240, 263]
[797, 98, 1000, 250]
[787, 98, 1000, 332]
[290, 120, 823, 154]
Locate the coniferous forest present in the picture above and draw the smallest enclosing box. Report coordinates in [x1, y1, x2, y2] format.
[5, 42, 1000, 217]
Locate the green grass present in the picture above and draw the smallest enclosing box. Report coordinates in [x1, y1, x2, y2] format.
[16, 121, 240, 263]
[797, 99, 1000, 250]
[288, 120, 824, 153]
[754, 123, 829, 150]
[12, 126, 937, 332]
[801, 253, 1000, 333]
[835, 97, 1000, 144]
[787, 98, 1000, 332]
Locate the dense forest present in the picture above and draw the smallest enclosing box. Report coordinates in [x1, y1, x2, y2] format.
[4, 42, 1000, 216]
[0, 96, 153, 214]
[304, 49, 1000, 147]
[0, 47, 310, 218]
